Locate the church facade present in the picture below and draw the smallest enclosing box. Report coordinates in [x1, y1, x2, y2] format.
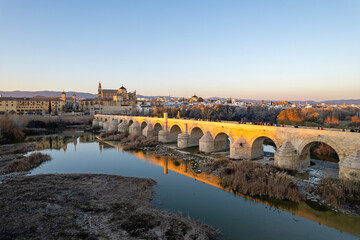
[97, 82, 136, 104]
[78, 83, 137, 115]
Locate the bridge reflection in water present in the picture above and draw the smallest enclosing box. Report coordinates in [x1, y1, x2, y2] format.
[102, 139, 360, 238]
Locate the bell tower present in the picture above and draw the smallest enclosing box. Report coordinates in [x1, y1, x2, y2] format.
[98, 82, 102, 98]
[61, 90, 66, 101]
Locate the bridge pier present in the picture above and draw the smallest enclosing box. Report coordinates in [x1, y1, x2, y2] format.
[92, 119, 100, 128]
[230, 137, 251, 160]
[118, 121, 128, 133]
[199, 132, 214, 153]
[251, 140, 264, 160]
[339, 150, 360, 181]
[109, 119, 118, 131]
[274, 141, 306, 170]
[177, 133, 191, 148]
[102, 121, 110, 131]
[98, 120, 103, 128]
[129, 122, 141, 136]
[158, 130, 171, 143]
[142, 125, 154, 137]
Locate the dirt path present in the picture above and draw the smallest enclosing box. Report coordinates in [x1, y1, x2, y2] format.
[0, 174, 219, 240]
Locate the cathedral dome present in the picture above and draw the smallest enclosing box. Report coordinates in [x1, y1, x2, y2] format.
[118, 85, 127, 94]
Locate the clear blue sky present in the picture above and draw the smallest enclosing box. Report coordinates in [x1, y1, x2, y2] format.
[0, 0, 359, 101]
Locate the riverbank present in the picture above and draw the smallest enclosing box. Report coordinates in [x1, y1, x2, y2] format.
[0, 174, 219, 239]
[98, 134, 360, 216]
[0, 114, 93, 144]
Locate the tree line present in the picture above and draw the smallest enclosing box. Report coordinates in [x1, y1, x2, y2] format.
[134, 105, 360, 128]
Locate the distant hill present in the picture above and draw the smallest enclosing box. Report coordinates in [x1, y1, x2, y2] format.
[0, 91, 359, 105]
[0, 91, 97, 99]
[321, 99, 360, 105]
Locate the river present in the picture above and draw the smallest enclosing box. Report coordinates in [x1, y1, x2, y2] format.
[28, 134, 360, 240]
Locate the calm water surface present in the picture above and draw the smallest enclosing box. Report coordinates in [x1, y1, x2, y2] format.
[29, 135, 360, 240]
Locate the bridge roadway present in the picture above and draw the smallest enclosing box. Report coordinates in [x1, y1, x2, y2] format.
[94, 113, 360, 181]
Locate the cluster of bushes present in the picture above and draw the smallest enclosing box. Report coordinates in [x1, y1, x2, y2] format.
[1, 152, 51, 173]
[100, 131, 158, 150]
[207, 159, 231, 172]
[99, 131, 121, 140]
[317, 177, 360, 207]
[218, 160, 302, 202]
[122, 136, 158, 151]
[0, 115, 27, 143]
[277, 107, 360, 128]
[133, 105, 360, 128]
[135, 105, 281, 123]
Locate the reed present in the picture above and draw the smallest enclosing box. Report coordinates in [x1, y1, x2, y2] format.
[2, 152, 51, 173]
[219, 160, 302, 202]
[317, 177, 360, 207]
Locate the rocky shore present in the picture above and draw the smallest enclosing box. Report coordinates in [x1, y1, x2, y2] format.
[0, 174, 220, 240]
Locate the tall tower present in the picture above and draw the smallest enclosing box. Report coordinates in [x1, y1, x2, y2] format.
[98, 82, 102, 98]
[61, 90, 66, 101]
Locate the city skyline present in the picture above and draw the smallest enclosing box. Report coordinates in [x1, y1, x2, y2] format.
[1, 0, 359, 101]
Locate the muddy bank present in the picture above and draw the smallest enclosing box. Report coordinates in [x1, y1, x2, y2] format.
[0, 152, 50, 174]
[0, 152, 51, 184]
[0, 142, 36, 155]
[0, 174, 219, 240]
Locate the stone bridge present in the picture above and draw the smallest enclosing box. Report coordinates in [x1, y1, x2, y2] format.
[94, 114, 360, 181]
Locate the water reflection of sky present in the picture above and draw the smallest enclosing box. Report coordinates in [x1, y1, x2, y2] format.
[30, 139, 358, 240]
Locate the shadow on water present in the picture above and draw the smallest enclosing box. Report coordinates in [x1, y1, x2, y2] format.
[27, 134, 360, 240]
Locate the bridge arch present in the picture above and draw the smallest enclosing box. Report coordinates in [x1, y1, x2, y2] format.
[153, 122, 163, 136]
[169, 124, 182, 142]
[128, 119, 134, 127]
[168, 122, 185, 133]
[298, 137, 341, 165]
[250, 135, 278, 160]
[141, 121, 148, 130]
[189, 127, 204, 147]
[214, 132, 232, 152]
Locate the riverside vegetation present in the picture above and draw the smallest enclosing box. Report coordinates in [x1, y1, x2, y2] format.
[0, 152, 50, 174]
[0, 114, 93, 144]
[133, 105, 360, 129]
[100, 131, 158, 150]
[99, 131, 360, 215]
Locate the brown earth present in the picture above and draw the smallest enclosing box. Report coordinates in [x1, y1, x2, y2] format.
[0, 174, 219, 240]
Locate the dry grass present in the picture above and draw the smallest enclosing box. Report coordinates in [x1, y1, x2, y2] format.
[0, 115, 27, 143]
[317, 177, 360, 207]
[2, 152, 51, 173]
[208, 159, 231, 172]
[122, 136, 159, 150]
[102, 133, 126, 141]
[219, 160, 302, 202]
[99, 131, 118, 139]
[99, 132, 159, 150]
